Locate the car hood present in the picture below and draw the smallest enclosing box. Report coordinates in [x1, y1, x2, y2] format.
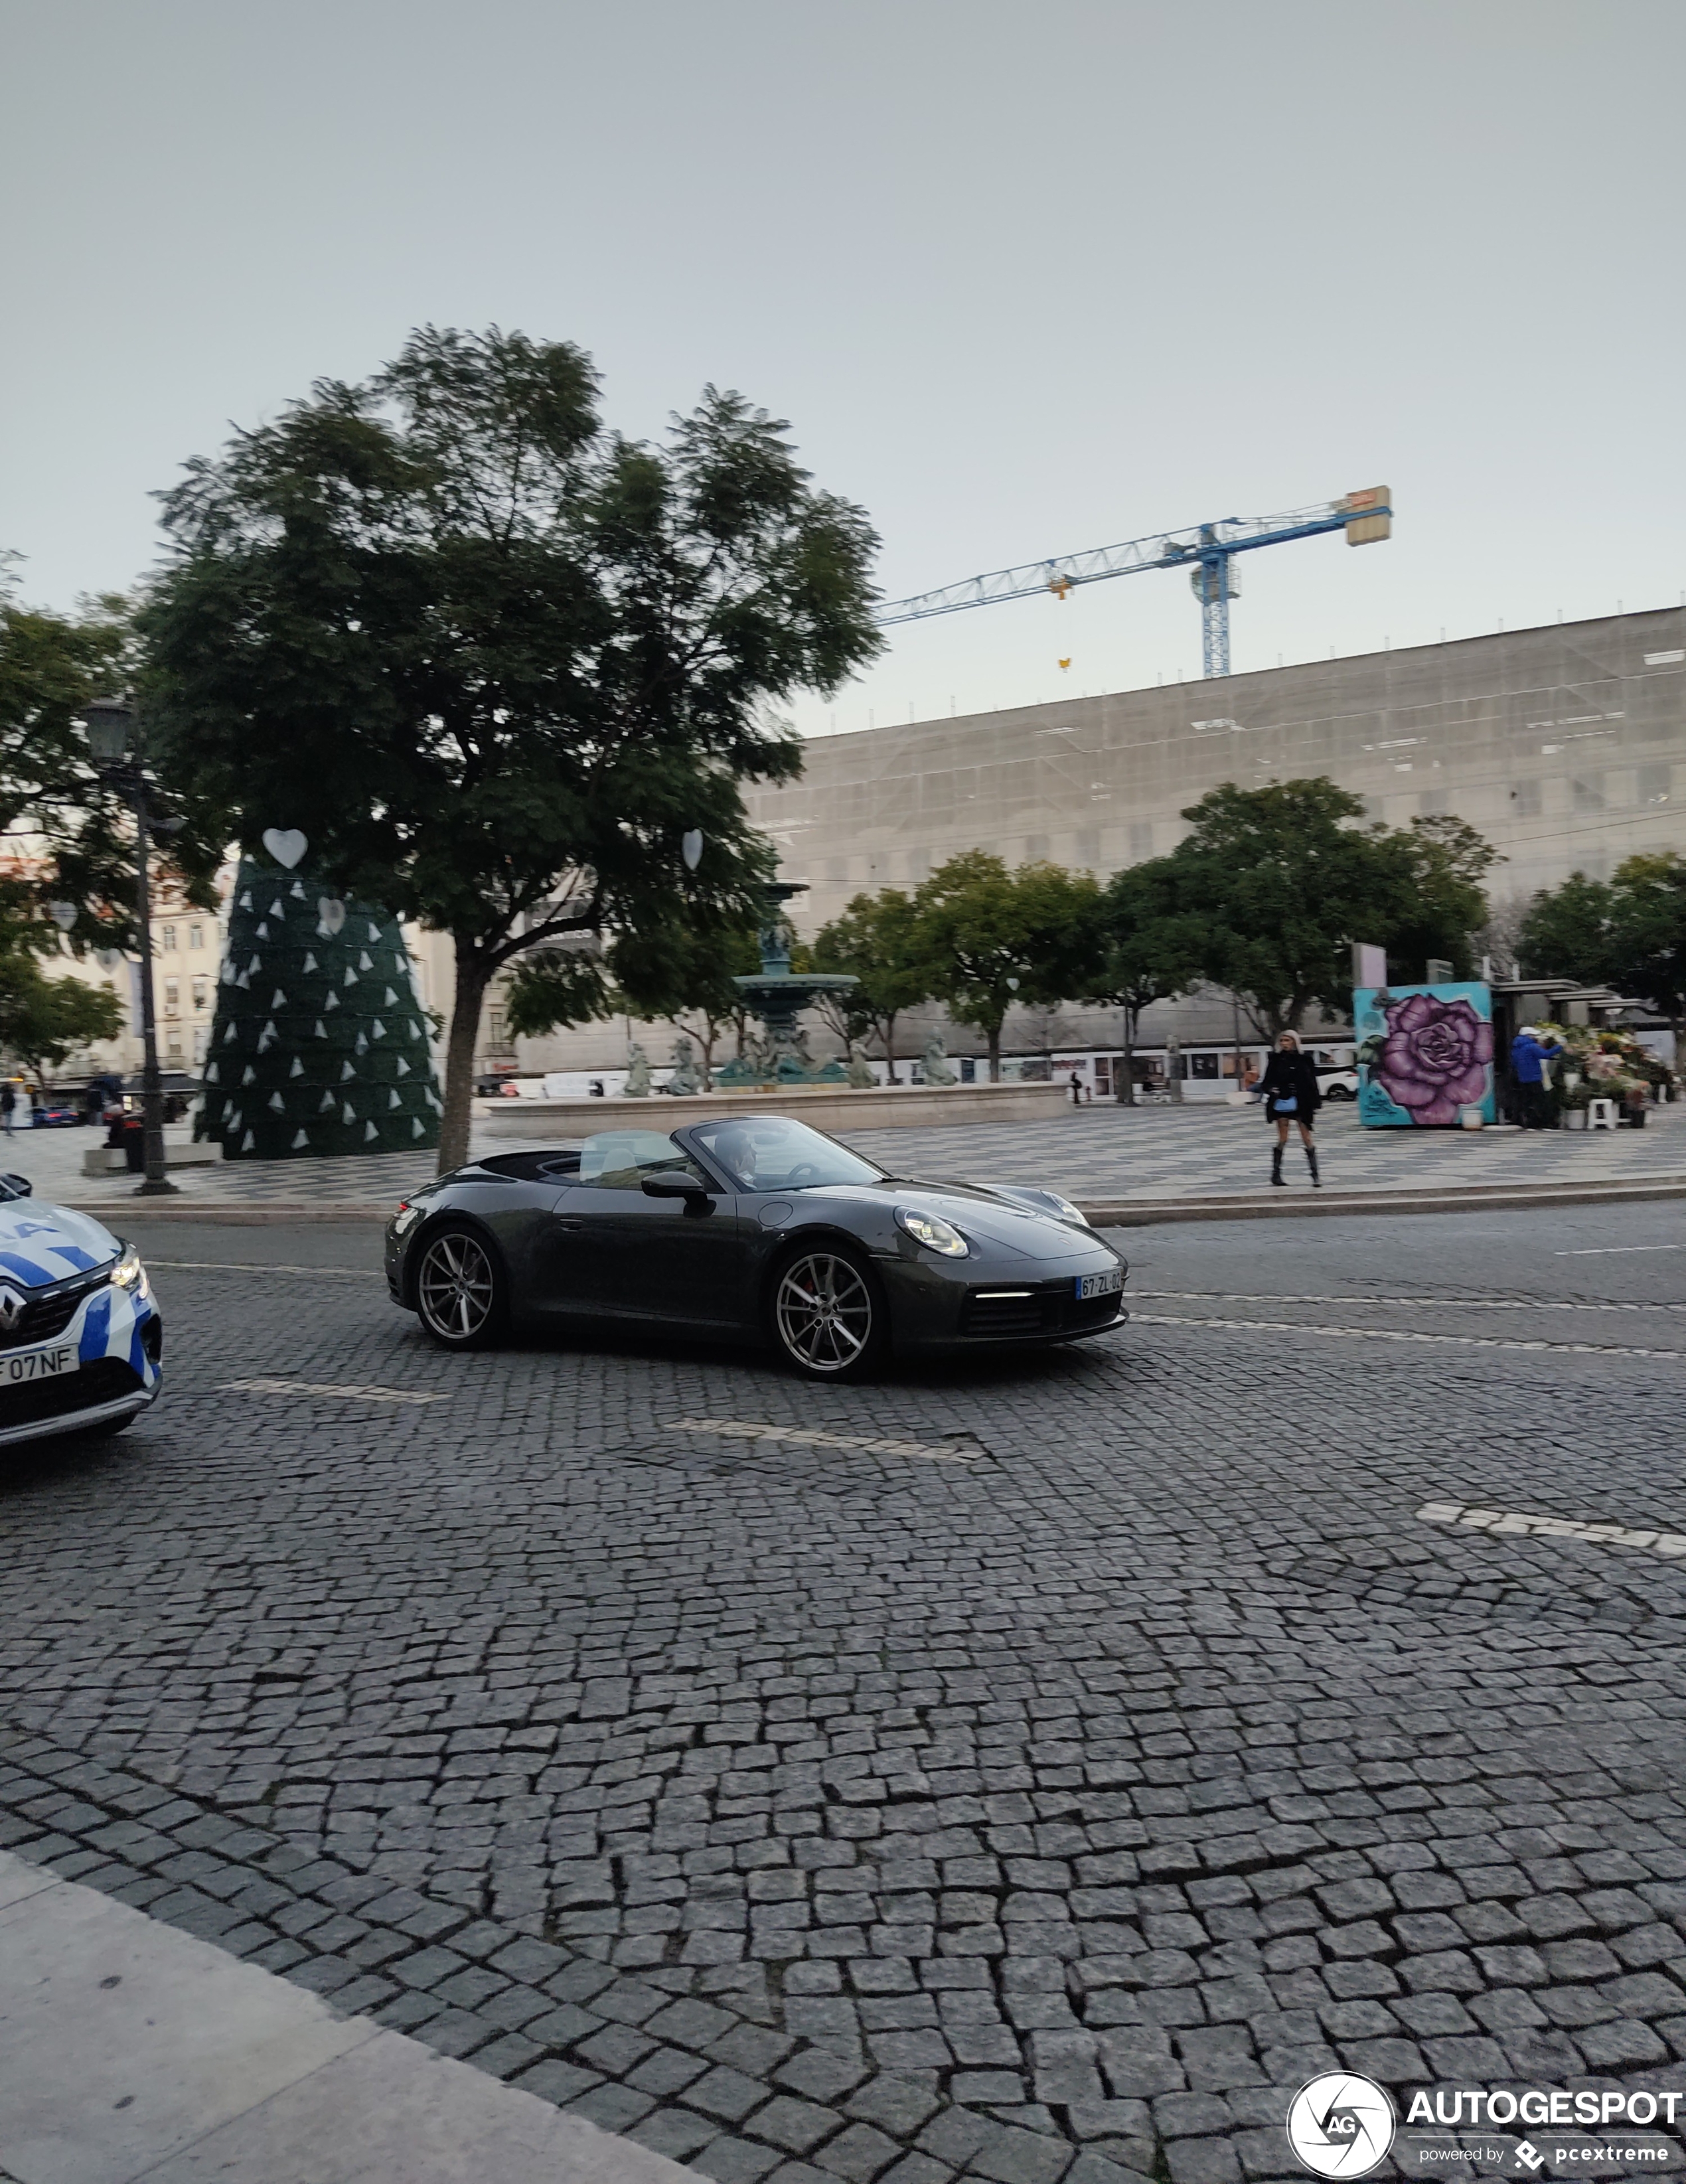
[0, 1200, 120, 1288]
[823, 1177, 1095, 1262]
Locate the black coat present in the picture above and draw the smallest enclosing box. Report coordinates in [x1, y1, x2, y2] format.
[1260, 1048, 1322, 1122]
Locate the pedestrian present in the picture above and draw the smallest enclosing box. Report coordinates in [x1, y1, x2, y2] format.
[1069, 1068, 1084, 1107]
[1259, 1030, 1323, 1187]
[1509, 1024, 1563, 1129]
[0, 1082, 14, 1136]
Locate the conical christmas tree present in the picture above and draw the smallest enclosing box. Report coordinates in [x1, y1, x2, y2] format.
[197, 856, 443, 1160]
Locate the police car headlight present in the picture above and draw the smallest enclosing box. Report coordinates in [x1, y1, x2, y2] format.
[895, 1207, 969, 1257]
[111, 1243, 149, 1298]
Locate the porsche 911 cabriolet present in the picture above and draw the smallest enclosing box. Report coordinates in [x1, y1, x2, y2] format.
[385, 1114, 1126, 1379]
[0, 1174, 163, 1444]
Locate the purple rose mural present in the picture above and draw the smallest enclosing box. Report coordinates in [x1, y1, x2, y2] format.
[1373, 991, 1494, 1125]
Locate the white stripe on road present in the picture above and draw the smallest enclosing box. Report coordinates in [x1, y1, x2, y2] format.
[1418, 1499, 1686, 1558]
[1131, 1312, 1685, 1362]
[216, 1379, 447, 1404]
[1553, 1243, 1686, 1256]
[1132, 1291, 1686, 1315]
[664, 1417, 975, 1462]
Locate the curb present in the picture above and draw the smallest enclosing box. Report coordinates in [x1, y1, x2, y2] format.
[1081, 1174, 1686, 1225]
[63, 1200, 394, 1224]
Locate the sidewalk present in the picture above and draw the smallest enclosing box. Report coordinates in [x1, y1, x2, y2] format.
[5, 1103, 1683, 1225]
[0, 1848, 689, 2184]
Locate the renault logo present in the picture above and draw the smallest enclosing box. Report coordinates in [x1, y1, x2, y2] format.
[0, 1286, 25, 1335]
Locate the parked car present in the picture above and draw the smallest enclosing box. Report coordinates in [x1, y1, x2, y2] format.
[1316, 1064, 1359, 1101]
[386, 1113, 1127, 1380]
[0, 1174, 162, 1446]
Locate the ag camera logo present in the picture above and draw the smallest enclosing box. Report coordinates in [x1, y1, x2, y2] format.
[1287, 2072, 1397, 2177]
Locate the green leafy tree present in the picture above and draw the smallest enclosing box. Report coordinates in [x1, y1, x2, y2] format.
[811, 889, 929, 1081]
[0, 587, 218, 951]
[1081, 862, 1202, 1103]
[597, 914, 763, 1086]
[912, 852, 1102, 1081]
[1606, 856, 1686, 1063]
[142, 325, 880, 1170]
[1154, 779, 1496, 1041]
[0, 943, 124, 1087]
[1517, 870, 1616, 984]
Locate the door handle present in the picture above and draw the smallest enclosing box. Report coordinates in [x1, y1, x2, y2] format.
[553, 1216, 583, 1232]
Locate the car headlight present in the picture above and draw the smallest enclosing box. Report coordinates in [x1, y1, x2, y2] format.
[895, 1206, 969, 1257]
[1043, 1193, 1089, 1227]
[111, 1243, 149, 1299]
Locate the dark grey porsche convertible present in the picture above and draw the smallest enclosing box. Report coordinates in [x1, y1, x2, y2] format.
[385, 1114, 1127, 1379]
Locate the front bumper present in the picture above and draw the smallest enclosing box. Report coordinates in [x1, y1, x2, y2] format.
[0, 1267, 161, 1448]
[880, 1245, 1128, 1353]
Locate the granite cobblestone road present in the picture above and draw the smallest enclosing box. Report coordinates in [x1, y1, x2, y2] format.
[5, 1204, 1686, 2182]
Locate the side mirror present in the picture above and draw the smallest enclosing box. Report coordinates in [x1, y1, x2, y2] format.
[641, 1170, 710, 1201]
[0, 1174, 31, 1200]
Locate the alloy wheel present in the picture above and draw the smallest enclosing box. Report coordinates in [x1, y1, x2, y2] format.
[417, 1231, 497, 1342]
[775, 1252, 873, 1374]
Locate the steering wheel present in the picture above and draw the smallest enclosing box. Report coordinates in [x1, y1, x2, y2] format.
[786, 1162, 821, 1187]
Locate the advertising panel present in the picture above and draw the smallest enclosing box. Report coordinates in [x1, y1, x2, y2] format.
[1353, 981, 1495, 1127]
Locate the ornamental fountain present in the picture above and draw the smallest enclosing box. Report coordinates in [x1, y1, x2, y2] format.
[714, 880, 858, 1088]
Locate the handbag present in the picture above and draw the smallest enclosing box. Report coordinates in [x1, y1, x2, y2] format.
[1276, 1095, 1298, 1115]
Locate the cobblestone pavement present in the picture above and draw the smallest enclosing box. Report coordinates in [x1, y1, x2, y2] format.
[25, 1099, 1686, 1214]
[5, 1201, 1686, 2183]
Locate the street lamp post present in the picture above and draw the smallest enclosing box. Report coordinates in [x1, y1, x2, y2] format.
[80, 700, 179, 1198]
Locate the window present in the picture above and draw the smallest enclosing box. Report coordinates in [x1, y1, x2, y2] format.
[577, 1130, 710, 1192]
[189, 922, 204, 949]
[160, 924, 176, 953]
[163, 978, 179, 1014]
[192, 977, 207, 1012]
[692, 1117, 884, 1193]
[167, 1034, 182, 1060]
[1191, 1053, 1220, 1079]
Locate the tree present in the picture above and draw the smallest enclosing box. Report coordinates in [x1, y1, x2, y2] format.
[1152, 779, 1497, 1041]
[1606, 853, 1686, 1070]
[591, 913, 762, 1087]
[143, 325, 880, 1170]
[0, 587, 219, 953]
[1517, 870, 1616, 985]
[1082, 862, 1202, 1103]
[911, 853, 1101, 1081]
[0, 943, 123, 1086]
[810, 889, 929, 1081]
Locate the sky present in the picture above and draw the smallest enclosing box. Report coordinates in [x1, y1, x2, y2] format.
[3, 1, 1683, 738]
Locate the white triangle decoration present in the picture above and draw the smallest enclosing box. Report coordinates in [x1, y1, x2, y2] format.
[220, 959, 236, 984]
[408, 1021, 420, 1040]
[367, 922, 382, 941]
[204, 1063, 219, 1084]
[270, 989, 287, 1008]
[255, 922, 269, 940]
[343, 968, 358, 986]
[382, 987, 398, 1006]
[238, 890, 252, 910]
[235, 971, 250, 989]
[240, 1065, 256, 1086]
[357, 951, 374, 971]
[395, 1057, 410, 1077]
[268, 1092, 285, 1113]
[223, 1024, 238, 1043]
[318, 1090, 335, 1113]
[257, 1019, 277, 1052]
[288, 1056, 303, 1077]
[363, 1121, 378, 1142]
[291, 1128, 309, 1148]
[246, 953, 262, 975]
[340, 1061, 356, 1081]
[289, 880, 305, 900]
[412, 1117, 427, 1139]
[302, 951, 317, 973]
[324, 990, 340, 1010]
[354, 1033, 368, 1055]
[388, 1089, 402, 1109]
[371, 1019, 386, 1040]
[342, 1101, 356, 1125]
[241, 1130, 255, 1151]
[269, 897, 284, 917]
[312, 1018, 327, 1038]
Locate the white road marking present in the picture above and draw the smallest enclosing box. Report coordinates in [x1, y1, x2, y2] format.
[1418, 1500, 1686, 1559]
[150, 1261, 376, 1277]
[1132, 1312, 1685, 1362]
[1132, 1291, 1686, 1315]
[216, 1378, 447, 1404]
[664, 1417, 975, 1462]
[1553, 1243, 1686, 1257]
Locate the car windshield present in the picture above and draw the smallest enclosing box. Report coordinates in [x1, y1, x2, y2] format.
[577, 1129, 691, 1182]
[693, 1117, 884, 1193]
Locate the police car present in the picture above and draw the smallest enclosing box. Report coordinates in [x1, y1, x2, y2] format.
[0, 1176, 161, 1447]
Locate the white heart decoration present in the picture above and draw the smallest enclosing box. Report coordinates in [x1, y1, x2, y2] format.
[262, 828, 308, 870]
[317, 897, 346, 936]
[682, 829, 704, 872]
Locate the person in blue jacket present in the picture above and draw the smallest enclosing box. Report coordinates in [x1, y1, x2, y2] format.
[1510, 1024, 1564, 1129]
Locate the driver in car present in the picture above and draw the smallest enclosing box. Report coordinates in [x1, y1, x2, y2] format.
[710, 1125, 761, 1190]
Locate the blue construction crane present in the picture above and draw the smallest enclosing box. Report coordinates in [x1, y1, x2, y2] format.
[874, 487, 1393, 678]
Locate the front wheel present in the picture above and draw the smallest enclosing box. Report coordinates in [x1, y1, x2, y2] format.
[414, 1222, 508, 1350]
[769, 1245, 887, 1382]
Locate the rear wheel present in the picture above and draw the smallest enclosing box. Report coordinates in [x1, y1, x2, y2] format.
[414, 1222, 508, 1350]
[769, 1245, 887, 1382]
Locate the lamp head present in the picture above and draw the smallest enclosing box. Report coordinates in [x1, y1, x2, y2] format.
[82, 700, 133, 764]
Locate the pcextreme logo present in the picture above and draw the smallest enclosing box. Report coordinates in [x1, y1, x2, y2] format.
[1286, 2074, 1397, 2177]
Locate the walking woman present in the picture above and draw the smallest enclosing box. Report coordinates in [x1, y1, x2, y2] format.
[1260, 1030, 1323, 1186]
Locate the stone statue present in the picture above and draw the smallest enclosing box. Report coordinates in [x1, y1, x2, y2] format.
[668, 1033, 703, 1095]
[922, 1032, 958, 1087]
[846, 1041, 877, 1090]
[623, 1042, 651, 1097]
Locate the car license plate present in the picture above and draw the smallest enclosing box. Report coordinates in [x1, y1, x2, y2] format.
[2, 1342, 78, 1384]
[1075, 1269, 1123, 1301]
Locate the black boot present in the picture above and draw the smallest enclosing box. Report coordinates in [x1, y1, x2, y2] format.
[1305, 1144, 1320, 1188]
[1270, 1144, 1285, 1187]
